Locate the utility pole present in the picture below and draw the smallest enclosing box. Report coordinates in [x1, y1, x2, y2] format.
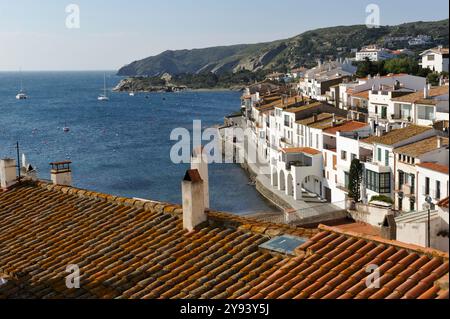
[16, 142, 21, 182]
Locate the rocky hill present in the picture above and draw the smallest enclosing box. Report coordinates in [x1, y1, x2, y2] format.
[117, 19, 449, 76]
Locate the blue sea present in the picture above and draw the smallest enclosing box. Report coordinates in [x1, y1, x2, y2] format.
[0, 71, 276, 214]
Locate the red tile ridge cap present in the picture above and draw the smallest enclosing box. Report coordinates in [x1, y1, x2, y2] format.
[318, 224, 449, 260]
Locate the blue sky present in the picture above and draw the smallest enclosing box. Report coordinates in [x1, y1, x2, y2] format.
[0, 0, 448, 70]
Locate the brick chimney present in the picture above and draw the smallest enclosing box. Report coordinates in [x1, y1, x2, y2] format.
[191, 146, 209, 208]
[312, 113, 318, 122]
[50, 161, 72, 186]
[0, 158, 17, 190]
[182, 169, 206, 232]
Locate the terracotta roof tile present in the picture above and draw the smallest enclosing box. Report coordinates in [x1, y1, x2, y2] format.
[0, 182, 448, 299]
[361, 125, 433, 146]
[416, 162, 449, 174]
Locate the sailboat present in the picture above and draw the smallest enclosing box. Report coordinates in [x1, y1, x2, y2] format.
[16, 69, 27, 100]
[98, 73, 109, 101]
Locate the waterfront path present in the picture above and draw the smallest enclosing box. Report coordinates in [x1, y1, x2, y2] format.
[219, 122, 347, 223]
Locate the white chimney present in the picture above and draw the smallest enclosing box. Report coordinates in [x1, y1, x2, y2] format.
[50, 161, 72, 186]
[191, 146, 209, 208]
[424, 85, 429, 99]
[182, 169, 206, 232]
[0, 158, 17, 190]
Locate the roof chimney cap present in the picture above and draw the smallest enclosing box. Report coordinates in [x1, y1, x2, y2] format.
[183, 169, 203, 183]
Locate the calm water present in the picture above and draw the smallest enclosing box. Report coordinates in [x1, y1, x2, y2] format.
[0, 71, 276, 214]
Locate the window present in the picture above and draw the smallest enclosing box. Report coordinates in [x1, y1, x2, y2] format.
[436, 181, 441, 199]
[418, 106, 435, 121]
[377, 148, 382, 162]
[284, 115, 290, 127]
[316, 134, 319, 149]
[427, 54, 435, 61]
[365, 170, 391, 194]
[351, 153, 357, 162]
[385, 150, 389, 167]
[425, 177, 430, 195]
[398, 170, 404, 189]
[344, 172, 350, 189]
[341, 151, 347, 160]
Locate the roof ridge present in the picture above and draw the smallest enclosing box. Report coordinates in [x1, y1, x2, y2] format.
[318, 224, 449, 260]
[30, 180, 317, 239]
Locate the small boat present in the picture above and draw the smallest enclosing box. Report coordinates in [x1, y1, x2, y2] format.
[16, 69, 27, 100]
[129, 91, 135, 96]
[97, 73, 109, 101]
[16, 92, 27, 100]
[63, 127, 70, 133]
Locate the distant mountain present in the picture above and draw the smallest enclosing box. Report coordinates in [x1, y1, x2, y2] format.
[117, 19, 449, 76]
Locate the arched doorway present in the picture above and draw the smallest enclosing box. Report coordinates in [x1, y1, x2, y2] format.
[279, 170, 286, 191]
[271, 169, 278, 187]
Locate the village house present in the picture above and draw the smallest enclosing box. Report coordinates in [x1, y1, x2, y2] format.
[390, 85, 449, 127]
[355, 45, 395, 62]
[393, 136, 449, 213]
[420, 46, 449, 73]
[298, 59, 357, 101]
[358, 125, 436, 205]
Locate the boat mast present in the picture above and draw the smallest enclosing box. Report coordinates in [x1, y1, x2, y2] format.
[103, 73, 107, 97]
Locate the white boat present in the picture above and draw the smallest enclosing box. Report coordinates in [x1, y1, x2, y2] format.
[16, 70, 27, 100]
[16, 92, 27, 100]
[98, 73, 109, 101]
[129, 91, 135, 96]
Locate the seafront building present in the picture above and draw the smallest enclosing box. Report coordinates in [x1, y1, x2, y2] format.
[235, 64, 449, 253]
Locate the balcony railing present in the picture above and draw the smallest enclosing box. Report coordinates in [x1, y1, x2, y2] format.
[286, 160, 310, 170]
[360, 155, 373, 163]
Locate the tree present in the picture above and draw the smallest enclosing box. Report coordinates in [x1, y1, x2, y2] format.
[348, 159, 363, 202]
[427, 72, 440, 86]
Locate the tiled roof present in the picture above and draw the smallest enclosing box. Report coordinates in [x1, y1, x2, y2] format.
[0, 181, 448, 299]
[323, 121, 368, 135]
[421, 47, 450, 56]
[351, 90, 370, 99]
[394, 136, 448, 158]
[296, 113, 346, 130]
[360, 125, 433, 146]
[391, 86, 449, 105]
[238, 225, 449, 299]
[416, 162, 450, 174]
[281, 147, 321, 156]
[438, 197, 449, 209]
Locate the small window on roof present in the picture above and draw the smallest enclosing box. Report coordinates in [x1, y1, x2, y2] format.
[259, 235, 308, 256]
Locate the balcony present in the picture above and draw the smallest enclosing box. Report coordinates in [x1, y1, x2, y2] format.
[286, 160, 310, 171]
[360, 155, 373, 163]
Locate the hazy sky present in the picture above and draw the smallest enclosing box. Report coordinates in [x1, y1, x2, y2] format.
[0, 0, 448, 71]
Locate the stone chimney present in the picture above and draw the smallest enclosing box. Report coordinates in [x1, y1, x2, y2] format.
[312, 113, 318, 122]
[437, 136, 443, 148]
[50, 161, 72, 186]
[182, 169, 206, 232]
[0, 158, 17, 190]
[191, 146, 210, 208]
[381, 213, 397, 240]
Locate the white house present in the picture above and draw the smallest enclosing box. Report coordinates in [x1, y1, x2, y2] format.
[355, 45, 395, 62]
[393, 136, 449, 212]
[420, 46, 449, 73]
[298, 60, 357, 101]
[391, 85, 449, 127]
[359, 125, 436, 204]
